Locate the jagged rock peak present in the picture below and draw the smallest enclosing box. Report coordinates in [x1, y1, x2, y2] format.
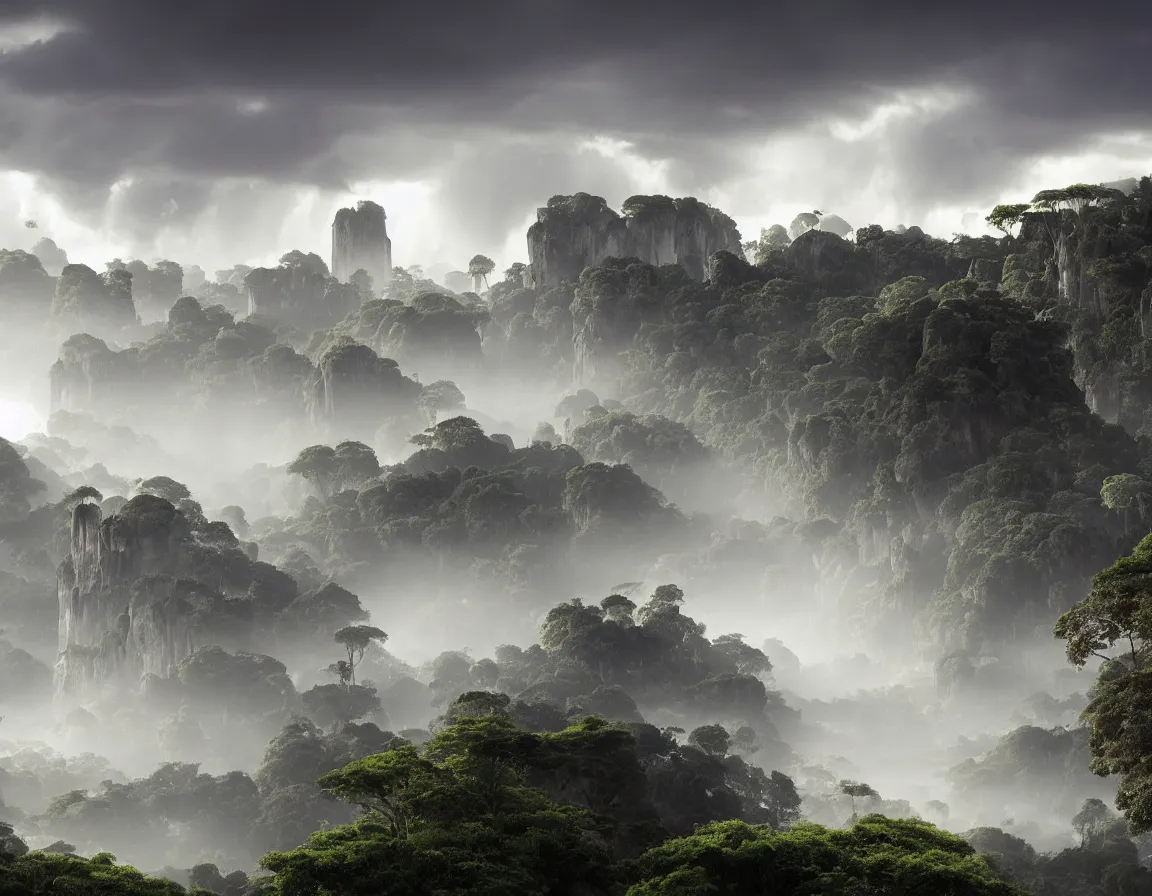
[526, 192, 743, 289]
[332, 199, 393, 287]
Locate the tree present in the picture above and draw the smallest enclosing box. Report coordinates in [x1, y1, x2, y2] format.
[418, 380, 467, 423]
[503, 262, 528, 284]
[1072, 797, 1115, 847]
[265, 717, 617, 894]
[628, 816, 1025, 895]
[1029, 183, 1124, 246]
[467, 254, 495, 292]
[1055, 539, 1152, 831]
[334, 624, 388, 686]
[1054, 535, 1152, 670]
[316, 744, 442, 838]
[986, 203, 1031, 239]
[333, 441, 381, 489]
[349, 268, 375, 302]
[286, 445, 339, 500]
[839, 779, 879, 822]
[0, 850, 186, 896]
[1100, 474, 1152, 532]
[760, 222, 787, 247]
[135, 475, 192, 505]
[687, 724, 731, 758]
[0, 821, 27, 857]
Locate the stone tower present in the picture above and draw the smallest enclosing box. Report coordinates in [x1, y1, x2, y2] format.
[331, 200, 393, 289]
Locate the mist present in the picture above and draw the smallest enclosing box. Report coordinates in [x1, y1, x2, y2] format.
[1, 175, 1152, 896]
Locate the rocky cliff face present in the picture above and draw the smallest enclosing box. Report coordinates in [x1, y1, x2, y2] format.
[56, 497, 186, 696]
[54, 496, 255, 700]
[1004, 184, 1152, 430]
[244, 252, 335, 331]
[623, 195, 743, 281]
[48, 334, 136, 415]
[527, 193, 742, 289]
[332, 200, 393, 289]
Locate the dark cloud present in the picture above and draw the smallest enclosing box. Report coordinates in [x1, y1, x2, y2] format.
[0, 0, 1149, 262]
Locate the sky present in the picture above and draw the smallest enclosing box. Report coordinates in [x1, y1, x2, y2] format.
[0, 1, 1150, 275]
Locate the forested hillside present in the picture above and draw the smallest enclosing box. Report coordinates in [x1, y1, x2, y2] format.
[4, 182, 1152, 895]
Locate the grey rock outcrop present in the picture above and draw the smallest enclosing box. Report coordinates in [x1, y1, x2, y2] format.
[56, 497, 192, 696]
[527, 193, 743, 289]
[332, 200, 393, 288]
[51, 263, 138, 339]
[54, 495, 265, 699]
[244, 251, 356, 331]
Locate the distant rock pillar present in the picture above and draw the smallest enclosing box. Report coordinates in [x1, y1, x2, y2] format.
[332, 200, 393, 287]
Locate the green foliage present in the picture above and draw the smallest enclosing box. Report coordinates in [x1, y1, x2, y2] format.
[986, 203, 1032, 238]
[265, 716, 620, 896]
[0, 849, 187, 896]
[333, 624, 388, 685]
[627, 816, 1025, 895]
[467, 254, 496, 289]
[621, 195, 678, 220]
[1055, 534, 1152, 833]
[418, 380, 466, 417]
[250, 714, 850, 894]
[287, 443, 381, 500]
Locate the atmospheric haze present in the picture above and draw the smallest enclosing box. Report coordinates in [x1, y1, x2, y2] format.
[2, 5, 1152, 896]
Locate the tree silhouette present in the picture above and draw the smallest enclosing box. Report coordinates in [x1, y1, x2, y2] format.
[333, 625, 388, 686]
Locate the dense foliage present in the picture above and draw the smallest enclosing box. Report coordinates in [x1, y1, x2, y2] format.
[8, 182, 1152, 895]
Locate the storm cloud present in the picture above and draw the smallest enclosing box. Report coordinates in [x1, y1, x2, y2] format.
[0, 0, 1149, 267]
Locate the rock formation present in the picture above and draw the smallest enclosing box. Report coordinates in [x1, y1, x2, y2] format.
[244, 250, 355, 332]
[56, 497, 193, 697]
[31, 237, 68, 276]
[526, 193, 743, 289]
[332, 200, 393, 289]
[0, 248, 54, 322]
[121, 259, 184, 322]
[54, 495, 273, 699]
[49, 334, 136, 415]
[50, 263, 138, 339]
[305, 337, 424, 445]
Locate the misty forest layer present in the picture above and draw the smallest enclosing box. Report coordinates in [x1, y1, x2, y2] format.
[3, 185, 1152, 894]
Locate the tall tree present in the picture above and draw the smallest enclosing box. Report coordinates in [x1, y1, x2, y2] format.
[333, 624, 388, 686]
[468, 254, 495, 292]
